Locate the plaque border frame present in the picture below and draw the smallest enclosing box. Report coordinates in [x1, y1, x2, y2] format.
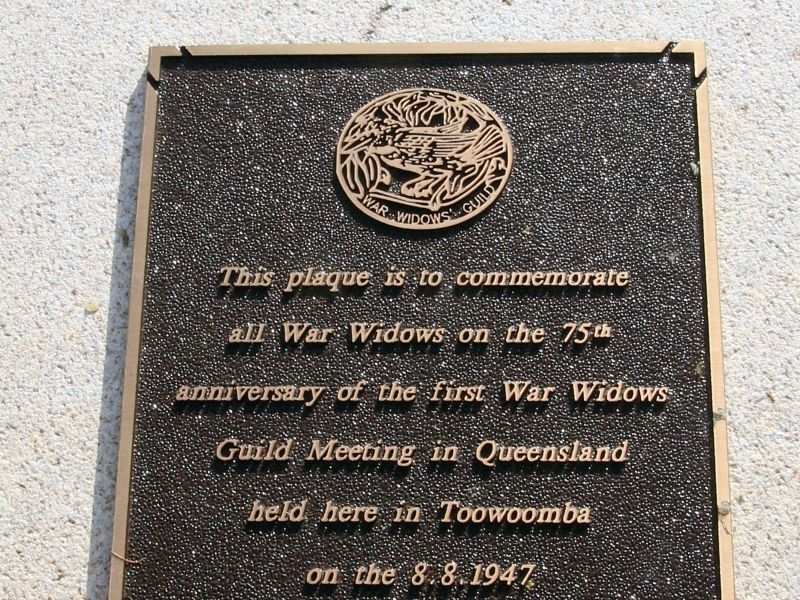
[109, 41, 733, 600]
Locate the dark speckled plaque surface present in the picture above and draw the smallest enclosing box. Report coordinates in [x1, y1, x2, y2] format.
[122, 51, 722, 599]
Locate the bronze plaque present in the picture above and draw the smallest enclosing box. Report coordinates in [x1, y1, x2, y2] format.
[110, 42, 733, 599]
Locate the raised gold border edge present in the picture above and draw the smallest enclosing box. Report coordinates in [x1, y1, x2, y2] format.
[688, 43, 736, 600]
[673, 40, 708, 78]
[147, 46, 181, 81]
[109, 41, 733, 600]
[182, 40, 671, 56]
[108, 46, 166, 598]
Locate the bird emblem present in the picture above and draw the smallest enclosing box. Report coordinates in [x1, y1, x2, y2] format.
[337, 88, 512, 223]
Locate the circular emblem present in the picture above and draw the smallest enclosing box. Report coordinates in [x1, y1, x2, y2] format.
[336, 88, 513, 230]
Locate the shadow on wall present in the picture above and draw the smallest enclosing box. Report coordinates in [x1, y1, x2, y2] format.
[85, 73, 146, 599]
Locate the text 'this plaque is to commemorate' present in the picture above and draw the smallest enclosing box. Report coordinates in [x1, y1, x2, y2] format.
[110, 42, 734, 599]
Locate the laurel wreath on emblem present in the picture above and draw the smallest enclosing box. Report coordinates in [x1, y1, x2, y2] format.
[336, 89, 512, 215]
